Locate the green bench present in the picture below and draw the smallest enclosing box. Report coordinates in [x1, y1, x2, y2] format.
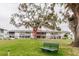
[41, 42, 59, 52]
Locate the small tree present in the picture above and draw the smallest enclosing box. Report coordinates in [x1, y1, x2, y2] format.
[10, 3, 58, 38]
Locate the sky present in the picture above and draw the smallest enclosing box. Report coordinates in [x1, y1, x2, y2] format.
[0, 3, 21, 30]
[0, 3, 71, 32]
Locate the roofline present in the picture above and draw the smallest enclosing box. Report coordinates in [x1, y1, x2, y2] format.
[8, 30, 70, 33]
[0, 28, 7, 31]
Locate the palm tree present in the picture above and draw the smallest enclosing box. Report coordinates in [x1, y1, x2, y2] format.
[10, 3, 58, 38]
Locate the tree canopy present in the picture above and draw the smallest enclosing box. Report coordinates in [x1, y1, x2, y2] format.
[10, 3, 60, 30]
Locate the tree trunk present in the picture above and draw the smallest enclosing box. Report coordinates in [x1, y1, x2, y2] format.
[72, 13, 79, 47]
[32, 27, 38, 38]
[68, 13, 79, 47]
[73, 31, 79, 47]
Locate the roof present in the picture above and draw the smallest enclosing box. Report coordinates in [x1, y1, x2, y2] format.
[9, 29, 70, 33]
[0, 28, 7, 31]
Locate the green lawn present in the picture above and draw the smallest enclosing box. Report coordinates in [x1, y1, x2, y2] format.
[0, 38, 78, 56]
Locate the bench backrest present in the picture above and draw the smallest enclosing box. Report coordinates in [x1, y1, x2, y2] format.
[43, 42, 59, 49]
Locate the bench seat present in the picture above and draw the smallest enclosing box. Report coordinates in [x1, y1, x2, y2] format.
[41, 42, 59, 52]
[41, 47, 58, 51]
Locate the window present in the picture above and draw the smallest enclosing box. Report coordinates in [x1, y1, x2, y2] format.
[9, 36, 15, 38]
[36, 32, 46, 38]
[19, 35, 30, 38]
[0, 29, 4, 33]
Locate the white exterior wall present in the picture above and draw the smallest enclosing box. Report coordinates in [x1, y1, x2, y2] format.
[4, 30, 8, 38]
[46, 32, 51, 39]
[0, 29, 8, 39]
[31, 32, 34, 38]
[60, 33, 64, 39]
[15, 32, 19, 38]
[0, 32, 4, 39]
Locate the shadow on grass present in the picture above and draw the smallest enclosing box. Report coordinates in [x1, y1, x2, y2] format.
[40, 49, 64, 56]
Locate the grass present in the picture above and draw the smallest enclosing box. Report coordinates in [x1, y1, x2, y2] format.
[0, 38, 78, 56]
